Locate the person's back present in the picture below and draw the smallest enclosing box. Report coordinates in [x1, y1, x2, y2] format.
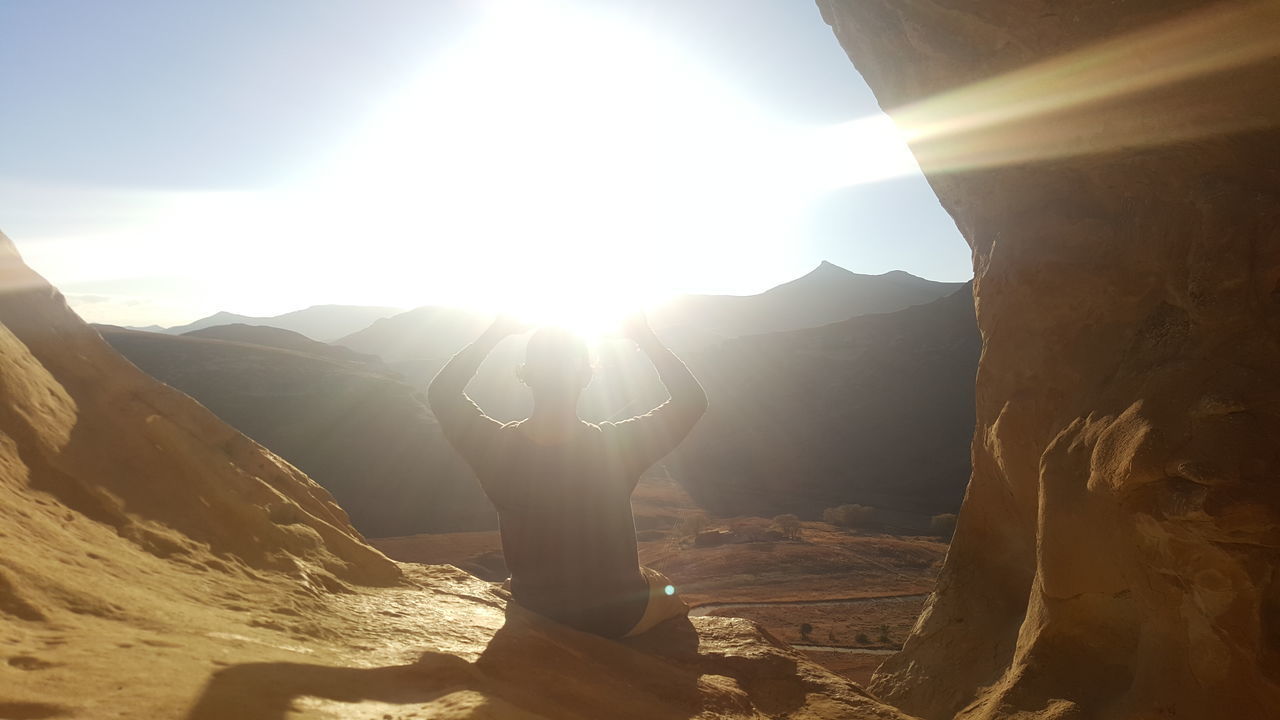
[427, 317, 707, 638]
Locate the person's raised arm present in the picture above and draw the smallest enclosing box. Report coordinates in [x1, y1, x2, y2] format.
[607, 313, 708, 474]
[427, 316, 526, 461]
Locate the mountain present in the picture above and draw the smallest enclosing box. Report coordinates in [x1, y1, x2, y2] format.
[334, 305, 493, 376]
[100, 277, 979, 537]
[96, 326, 494, 537]
[649, 263, 963, 343]
[140, 304, 401, 342]
[673, 283, 979, 520]
[334, 263, 965, 389]
[99, 265, 978, 537]
[182, 323, 382, 367]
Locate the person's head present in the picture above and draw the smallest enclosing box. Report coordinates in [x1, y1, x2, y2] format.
[517, 327, 592, 406]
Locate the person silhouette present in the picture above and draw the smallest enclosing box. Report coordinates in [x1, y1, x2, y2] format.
[427, 314, 707, 638]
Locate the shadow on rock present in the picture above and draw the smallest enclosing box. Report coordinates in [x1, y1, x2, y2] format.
[476, 605, 710, 719]
[184, 603, 864, 720]
[0, 701, 71, 719]
[183, 652, 475, 720]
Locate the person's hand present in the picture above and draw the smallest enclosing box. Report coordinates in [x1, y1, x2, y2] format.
[620, 312, 659, 347]
[485, 314, 529, 339]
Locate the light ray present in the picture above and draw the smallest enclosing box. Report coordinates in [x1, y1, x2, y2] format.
[884, 0, 1280, 173]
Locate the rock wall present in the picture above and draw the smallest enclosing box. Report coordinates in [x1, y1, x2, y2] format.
[818, 1, 1280, 718]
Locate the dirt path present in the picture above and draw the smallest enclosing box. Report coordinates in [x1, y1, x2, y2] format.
[688, 592, 928, 618]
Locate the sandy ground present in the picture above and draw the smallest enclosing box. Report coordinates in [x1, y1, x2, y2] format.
[2, 546, 510, 720]
[798, 651, 888, 687]
[639, 524, 942, 605]
[372, 494, 948, 688]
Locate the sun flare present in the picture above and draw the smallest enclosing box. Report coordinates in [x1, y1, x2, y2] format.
[291, 0, 919, 325]
[14, 0, 929, 328]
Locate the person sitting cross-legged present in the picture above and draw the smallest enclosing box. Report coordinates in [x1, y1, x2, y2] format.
[427, 314, 707, 638]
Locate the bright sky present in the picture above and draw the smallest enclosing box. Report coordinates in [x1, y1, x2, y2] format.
[0, 0, 970, 328]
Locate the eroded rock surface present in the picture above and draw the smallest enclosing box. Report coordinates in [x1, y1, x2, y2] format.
[819, 1, 1280, 718]
[0, 230, 911, 718]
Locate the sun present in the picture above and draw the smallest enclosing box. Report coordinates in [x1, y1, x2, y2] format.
[300, 1, 730, 331]
[463, 247, 665, 339]
[504, 291, 650, 340]
[211, 0, 924, 327]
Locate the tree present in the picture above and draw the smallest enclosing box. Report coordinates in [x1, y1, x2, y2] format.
[772, 513, 801, 540]
[799, 623, 813, 641]
[821, 504, 876, 529]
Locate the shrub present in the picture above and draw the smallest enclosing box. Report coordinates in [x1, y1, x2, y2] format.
[799, 623, 813, 641]
[930, 513, 958, 538]
[855, 632, 871, 645]
[772, 513, 801, 540]
[877, 624, 891, 643]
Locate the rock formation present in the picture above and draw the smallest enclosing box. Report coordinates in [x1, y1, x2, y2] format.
[818, 1, 1280, 718]
[0, 230, 913, 717]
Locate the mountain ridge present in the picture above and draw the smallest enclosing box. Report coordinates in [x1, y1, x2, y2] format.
[674, 282, 979, 519]
[335, 261, 966, 376]
[99, 265, 980, 537]
[133, 303, 402, 342]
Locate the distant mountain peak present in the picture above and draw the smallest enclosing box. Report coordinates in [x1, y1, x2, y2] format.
[805, 263, 922, 282]
[814, 260, 852, 273]
[804, 264, 928, 283]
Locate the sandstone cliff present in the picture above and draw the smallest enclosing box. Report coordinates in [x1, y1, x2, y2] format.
[0, 229, 911, 718]
[818, 1, 1280, 718]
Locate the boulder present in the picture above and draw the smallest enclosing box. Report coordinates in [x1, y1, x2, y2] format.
[818, 1, 1280, 718]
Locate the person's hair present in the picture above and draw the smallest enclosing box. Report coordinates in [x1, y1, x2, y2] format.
[518, 327, 592, 392]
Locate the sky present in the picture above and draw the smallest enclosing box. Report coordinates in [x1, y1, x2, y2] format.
[0, 0, 971, 328]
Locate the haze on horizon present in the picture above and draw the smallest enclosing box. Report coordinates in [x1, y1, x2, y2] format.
[0, 0, 971, 329]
